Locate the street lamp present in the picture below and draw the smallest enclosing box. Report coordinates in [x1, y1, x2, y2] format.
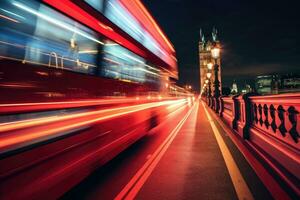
[206, 62, 213, 106]
[206, 72, 212, 106]
[206, 72, 212, 79]
[211, 47, 220, 59]
[207, 62, 213, 70]
[204, 79, 209, 102]
[211, 46, 221, 112]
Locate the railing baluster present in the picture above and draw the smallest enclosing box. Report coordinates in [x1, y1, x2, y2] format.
[277, 105, 287, 137]
[258, 104, 263, 126]
[287, 106, 299, 143]
[263, 104, 270, 129]
[270, 105, 277, 133]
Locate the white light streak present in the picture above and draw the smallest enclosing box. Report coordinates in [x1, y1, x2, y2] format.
[122, 53, 160, 72]
[108, 1, 143, 36]
[0, 8, 25, 19]
[13, 2, 104, 45]
[0, 14, 19, 23]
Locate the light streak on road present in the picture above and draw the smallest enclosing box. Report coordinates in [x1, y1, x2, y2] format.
[0, 99, 187, 154]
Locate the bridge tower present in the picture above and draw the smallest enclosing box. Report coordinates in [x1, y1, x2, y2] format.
[199, 28, 222, 94]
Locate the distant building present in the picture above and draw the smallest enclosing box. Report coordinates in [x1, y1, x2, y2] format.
[256, 75, 279, 94]
[255, 74, 300, 95]
[199, 28, 222, 94]
[241, 84, 252, 94]
[245, 84, 252, 93]
[280, 74, 300, 93]
[231, 80, 238, 94]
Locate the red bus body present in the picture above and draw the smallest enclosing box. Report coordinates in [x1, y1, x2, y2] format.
[0, 0, 192, 199]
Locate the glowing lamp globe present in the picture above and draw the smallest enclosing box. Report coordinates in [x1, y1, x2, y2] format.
[206, 72, 212, 79]
[211, 47, 220, 59]
[207, 62, 213, 70]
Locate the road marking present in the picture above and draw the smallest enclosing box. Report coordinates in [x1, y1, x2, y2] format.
[212, 110, 291, 199]
[114, 102, 198, 200]
[202, 102, 254, 200]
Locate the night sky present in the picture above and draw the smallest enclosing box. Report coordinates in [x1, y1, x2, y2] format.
[143, 0, 300, 91]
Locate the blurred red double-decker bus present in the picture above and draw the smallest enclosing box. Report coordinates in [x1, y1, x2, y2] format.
[0, 0, 193, 199]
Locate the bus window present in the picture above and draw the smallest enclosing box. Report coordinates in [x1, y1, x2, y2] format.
[0, 0, 101, 75]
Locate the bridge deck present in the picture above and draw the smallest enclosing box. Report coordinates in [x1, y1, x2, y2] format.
[62, 101, 275, 200]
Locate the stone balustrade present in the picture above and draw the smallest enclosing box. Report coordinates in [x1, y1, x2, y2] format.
[204, 93, 300, 197]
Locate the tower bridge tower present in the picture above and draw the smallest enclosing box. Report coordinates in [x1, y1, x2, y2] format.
[199, 28, 222, 94]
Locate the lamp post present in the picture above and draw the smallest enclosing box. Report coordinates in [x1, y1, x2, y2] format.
[206, 61, 213, 106]
[211, 46, 220, 112]
[206, 72, 212, 106]
[205, 79, 209, 103]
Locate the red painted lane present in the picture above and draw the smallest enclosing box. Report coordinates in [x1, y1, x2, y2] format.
[115, 102, 195, 200]
[61, 101, 193, 200]
[134, 101, 274, 200]
[134, 101, 238, 200]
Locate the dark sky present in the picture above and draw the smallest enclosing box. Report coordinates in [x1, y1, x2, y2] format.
[143, 0, 300, 91]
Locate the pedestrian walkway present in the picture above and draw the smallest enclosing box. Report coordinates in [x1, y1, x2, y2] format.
[130, 101, 273, 200]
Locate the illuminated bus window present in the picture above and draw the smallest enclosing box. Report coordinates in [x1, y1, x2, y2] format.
[0, 0, 100, 75]
[0, 0, 36, 61]
[102, 44, 146, 83]
[105, 0, 143, 44]
[84, 0, 104, 13]
[101, 42, 161, 85]
[27, 4, 99, 74]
